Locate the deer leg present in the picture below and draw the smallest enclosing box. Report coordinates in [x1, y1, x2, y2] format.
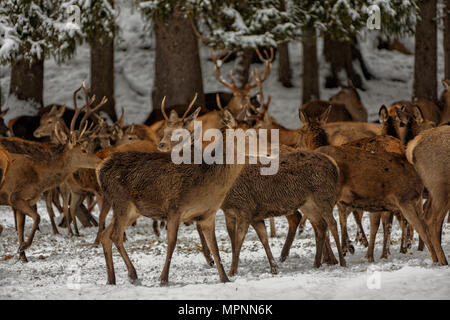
[353, 210, 368, 247]
[228, 214, 250, 277]
[424, 196, 449, 265]
[280, 212, 301, 262]
[69, 192, 81, 236]
[44, 191, 59, 235]
[269, 217, 276, 238]
[52, 188, 63, 214]
[10, 198, 40, 252]
[366, 212, 380, 263]
[61, 188, 73, 236]
[224, 212, 237, 263]
[380, 212, 393, 259]
[252, 220, 278, 274]
[111, 211, 140, 284]
[197, 212, 229, 283]
[94, 198, 111, 246]
[321, 207, 346, 267]
[15, 210, 27, 263]
[297, 213, 308, 235]
[160, 213, 181, 286]
[196, 222, 214, 267]
[322, 231, 338, 265]
[100, 221, 115, 285]
[152, 220, 160, 237]
[337, 205, 352, 255]
[307, 216, 327, 268]
[399, 202, 438, 263]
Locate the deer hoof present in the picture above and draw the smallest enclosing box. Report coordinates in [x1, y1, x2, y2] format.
[270, 265, 278, 275]
[208, 260, 215, 267]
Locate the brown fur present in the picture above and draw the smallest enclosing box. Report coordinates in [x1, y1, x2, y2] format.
[0, 141, 100, 262]
[389, 99, 441, 124]
[406, 125, 450, 265]
[329, 84, 368, 122]
[96, 110, 245, 285]
[315, 144, 439, 264]
[222, 150, 346, 276]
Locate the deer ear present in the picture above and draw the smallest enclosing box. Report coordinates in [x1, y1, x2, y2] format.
[412, 106, 424, 124]
[347, 79, 354, 88]
[378, 105, 388, 124]
[222, 110, 236, 129]
[169, 110, 179, 123]
[443, 79, 450, 90]
[185, 107, 201, 123]
[319, 106, 331, 124]
[56, 105, 66, 118]
[299, 110, 309, 126]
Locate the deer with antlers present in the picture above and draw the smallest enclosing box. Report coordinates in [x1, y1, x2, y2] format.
[96, 96, 259, 285]
[0, 85, 101, 261]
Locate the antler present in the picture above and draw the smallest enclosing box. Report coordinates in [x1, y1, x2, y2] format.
[210, 49, 237, 90]
[247, 47, 274, 89]
[161, 96, 168, 121]
[182, 93, 198, 120]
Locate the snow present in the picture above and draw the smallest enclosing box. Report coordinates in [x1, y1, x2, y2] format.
[0, 2, 449, 300]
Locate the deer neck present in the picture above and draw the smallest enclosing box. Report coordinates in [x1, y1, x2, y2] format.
[403, 120, 419, 147]
[381, 117, 400, 139]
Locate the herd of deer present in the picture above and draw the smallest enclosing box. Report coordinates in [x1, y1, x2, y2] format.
[0, 48, 449, 286]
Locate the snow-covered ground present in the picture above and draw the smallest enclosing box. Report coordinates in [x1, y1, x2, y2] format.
[0, 3, 449, 300]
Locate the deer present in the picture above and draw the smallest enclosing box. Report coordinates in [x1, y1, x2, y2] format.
[32, 83, 107, 236]
[222, 147, 347, 276]
[300, 79, 368, 123]
[96, 101, 253, 285]
[296, 106, 426, 262]
[0, 110, 101, 262]
[406, 125, 449, 265]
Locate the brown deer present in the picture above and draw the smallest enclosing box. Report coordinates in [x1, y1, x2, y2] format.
[406, 125, 449, 265]
[222, 149, 346, 276]
[296, 106, 430, 262]
[0, 118, 100, 262]
[300, 80, 368, 123]
[96, 104, 251, 285]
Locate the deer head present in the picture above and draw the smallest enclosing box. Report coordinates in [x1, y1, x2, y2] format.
[210, 47, 273, 122]
[34, 104, 67, 139]
[158, 94, 201, 152]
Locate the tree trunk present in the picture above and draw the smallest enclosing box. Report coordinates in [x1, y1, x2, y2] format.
[414, 0, 437, 101]
[323, 35, 363, 89]
[444, 0, 450, 80]
[302, 26, 319, 103]
[151, 11, 205, 111]
[235, 49, 253, 89]
[9, 58, 44, 108]
[90, 35, 117, 122]
[277, 0, 293, 88]
[278, 43, 293, 88]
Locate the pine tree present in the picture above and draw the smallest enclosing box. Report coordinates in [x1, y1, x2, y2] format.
[76, 0, 118, 122]
[0, 0, 83, 109]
